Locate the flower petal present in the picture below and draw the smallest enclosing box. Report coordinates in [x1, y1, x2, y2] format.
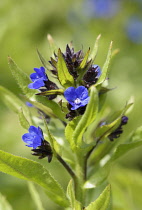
[22, 133, 33, 146]
[64, 87, 77, 102]
[76, 86, 89, 100]
[34, 67, 48, 81]
[28, 78, 45, 89]
[30, 72, 39, 82]
[37, 127, 44, 139]
[33, 136, 42, 149]
[29, 126, 39, 135]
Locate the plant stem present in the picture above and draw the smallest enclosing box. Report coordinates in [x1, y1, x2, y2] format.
[56, 154, 76, 179]
[84, 139, 100, 180]
[74, 151, 86, 205]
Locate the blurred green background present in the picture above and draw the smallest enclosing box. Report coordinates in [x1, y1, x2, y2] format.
[0, 0, 142, 209]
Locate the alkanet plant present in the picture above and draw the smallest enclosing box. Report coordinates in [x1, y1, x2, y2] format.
[1, 35, 142, 210]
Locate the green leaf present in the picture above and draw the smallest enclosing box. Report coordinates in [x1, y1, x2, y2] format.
[36, 89, 64, 96]
[28, 182, 45, 210]
[8, 57, 37, 98]
[0, 193, 13, 210]
[24, 95, 56, 118]
[76, 49, 91, 83]
[0, 86, 32, 124]
[85, 185, 111, 210]
[43, 115, 61, 155]
[79, 48, 90, 69]
[47, 34, 58, 54]
[111, 141, 142, 162]
[65, 116, 81, 150]
[0, 150, 69, 207]
[67, 180, 82, 210]
[18, 108, 30, 130]
[89, 34, 101, 63]
[35, 95, 66, 121]
[95, 41, 113, 86]
[57, 48, 74, 88]
[37, 49, 51, 70]
[73, 86, 98, 146]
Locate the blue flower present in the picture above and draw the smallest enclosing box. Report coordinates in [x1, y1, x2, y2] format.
[28, 67, 48, 89]
[125, 16, 142, 44]
[64, 86, 90, 110]
[22, 126, 44, 149]
[83, 0, 120, 19]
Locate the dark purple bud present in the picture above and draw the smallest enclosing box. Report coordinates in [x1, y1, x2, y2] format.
[83, 65, 101, 87]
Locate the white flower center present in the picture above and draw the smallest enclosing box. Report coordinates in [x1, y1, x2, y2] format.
[74, 98, 81, 105]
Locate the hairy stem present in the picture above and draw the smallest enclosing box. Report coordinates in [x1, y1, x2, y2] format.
[56, 154, 76, 179]
[74, 152, 86, 205]
[84, 139, 100, 180]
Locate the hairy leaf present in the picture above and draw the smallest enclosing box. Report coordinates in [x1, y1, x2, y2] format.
[0, 150, 69, 207]
[8, 57, 37, 98]
[18, 108, 30, 130]
[85, 185, 111, 210]
[67, 180, 82, 210]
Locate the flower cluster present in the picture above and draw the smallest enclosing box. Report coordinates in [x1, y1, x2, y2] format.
[22, 42, 129, 161]
[28, 45, 101, 118]
[49, 44, 84, 79]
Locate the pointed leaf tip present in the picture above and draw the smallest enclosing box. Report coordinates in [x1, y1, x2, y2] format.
[85, 185, 111, 210]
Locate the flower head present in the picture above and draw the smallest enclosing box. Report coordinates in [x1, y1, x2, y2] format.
[83, 65, 101, 87]
[49, 44, 90, 79]
[28, 67, 48, 89]
[64, 86, 90, 110]
[22, 126, 44, 149]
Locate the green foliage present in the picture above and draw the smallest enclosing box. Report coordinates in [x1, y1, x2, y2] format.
[67, 180, 82, 210]
[73, 86, 98, 147]
[1, 33, 142, 210]
[96, 41, 113, 86]
[36, 89, 64, 96]
[8, 57, 37, 98]
[35, 95, 66, 121]
[57, 48, 75, 88]
[0, 150, 69, 207]
[18, 108, 30, 130]
[89, 34, 101, 63]
[85, 185, 111, 210]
